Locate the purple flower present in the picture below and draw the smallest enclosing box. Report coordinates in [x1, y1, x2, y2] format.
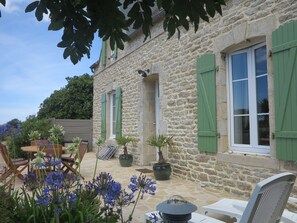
[36, 192, 52, 206]
[128, 175, 156, 198]
[46, 172, 64, 189]
[50, 158, 62, 166]
[105, 181, 121, 205]
[115, 190, 135, 207]
[93, 172, 114, 196]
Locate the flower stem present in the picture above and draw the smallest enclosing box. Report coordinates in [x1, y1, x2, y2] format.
[128, 188, 142, 222]
[93, 146, 100, 179]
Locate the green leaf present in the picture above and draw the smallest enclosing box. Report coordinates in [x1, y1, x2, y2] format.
[62, 28, 74, 41]
[0, 0, 5, 6]
[167, 17, 176, 39]
[163, 16, 169, 31]
[180, 18, 189, 31]
[206, 0, 216, 17]
[63, 47, 72, 59]
[35, 8, 43, 21]
[110, 35, 115, 51]
[193, 18, 199, 33]
[133, 13, 143, 29]
[123, 0, 135, 9]
[48, 20, 63, 31]
[127, 2, 140, 18]
[70, 53, 79, 65]
[214, 0, 224, 15]
[156, 0, 162, 8]
[25, 1, 39, 13]
[193, 1, 209, 22]
[57, 40, 72, 48]
[115, 37, 124, 50]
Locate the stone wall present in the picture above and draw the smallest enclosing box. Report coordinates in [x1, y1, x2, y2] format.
[93, 0, 297, 199]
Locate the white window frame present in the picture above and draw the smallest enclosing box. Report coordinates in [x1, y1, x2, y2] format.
[109, 91, 116, 139]
[227, 42, 270, 155]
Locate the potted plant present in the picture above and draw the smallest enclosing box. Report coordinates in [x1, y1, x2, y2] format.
[116, 136, 137, 167]
[28, 130, 41, 146]
[147, 134, 173, 180]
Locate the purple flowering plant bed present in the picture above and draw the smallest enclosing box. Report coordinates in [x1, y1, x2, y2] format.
[9, 156, 156, 223]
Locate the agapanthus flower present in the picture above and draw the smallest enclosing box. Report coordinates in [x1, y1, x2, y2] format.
[114, 189, 135, 207]
[36, 192, 52, 206]
[93, 172, 114, 196]
[128, 175, 156, 198]
[46, 172, 64, 189]
[50, 158, 62, 166]
[105, 181, 121, 206]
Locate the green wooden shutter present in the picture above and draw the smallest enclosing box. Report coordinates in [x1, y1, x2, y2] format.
[115, 87, 122, 138]
[101, 93, 107, 141]
[196, 53, 217, 153]
[101, 41, 106, 67]
[272, 20, 297, 161]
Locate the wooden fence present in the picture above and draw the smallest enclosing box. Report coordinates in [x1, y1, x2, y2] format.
[50, 119, 93, 151]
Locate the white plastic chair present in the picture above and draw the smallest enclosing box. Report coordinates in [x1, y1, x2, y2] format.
[145, 172, 296, 223]
[201, 172, 297, 223]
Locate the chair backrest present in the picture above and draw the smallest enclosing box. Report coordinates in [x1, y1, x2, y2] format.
[0, 143, 14, 168]
[31, 140, 49, 147]
[41, 145, 63, 158]
[76, 142, 88, 163]
[240, 172, 296, 223]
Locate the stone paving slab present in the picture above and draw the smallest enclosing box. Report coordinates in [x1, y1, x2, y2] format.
[11, 152, 236, 222]
[80, 152, 235, 222]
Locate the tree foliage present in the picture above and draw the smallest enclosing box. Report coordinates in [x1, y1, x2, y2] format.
[0, 117, 52, 158]
[1, 0, 225, 64]
[37, 74, 93, 119]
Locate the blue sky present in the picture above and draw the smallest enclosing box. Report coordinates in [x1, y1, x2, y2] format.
[0, 0, 101, 125]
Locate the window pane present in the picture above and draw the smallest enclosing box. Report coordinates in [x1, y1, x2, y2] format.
[256, 76, 269, 113]
[231, 53, 248, 80]
[233, 80, 249, 115]
[234, 116, 250, 144]
[255, 46, 267, 76]
[258, 115, 270, 146]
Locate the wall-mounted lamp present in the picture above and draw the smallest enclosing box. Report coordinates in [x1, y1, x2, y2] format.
[137, 69, 150, 77]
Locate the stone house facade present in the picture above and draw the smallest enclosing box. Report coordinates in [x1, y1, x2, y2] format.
[93, 0, 297, 198]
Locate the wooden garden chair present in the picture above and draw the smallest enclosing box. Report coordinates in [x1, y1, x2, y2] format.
[41, 145, 63, 172]
[0, 143, 29, 186]
[62, 141, 88, 179]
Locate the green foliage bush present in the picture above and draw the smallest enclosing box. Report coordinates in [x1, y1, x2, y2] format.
[3, 116, 53, 158]
[37, 74, 93, 119]
[0, 186, 15, 223]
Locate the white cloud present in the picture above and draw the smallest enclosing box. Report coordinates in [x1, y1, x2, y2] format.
[0, 0, 31, 13]
[0, 106, 38, 123]
[0, 6, 100, 124]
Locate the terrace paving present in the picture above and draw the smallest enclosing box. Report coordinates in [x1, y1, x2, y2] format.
[11, 151, 236, 222]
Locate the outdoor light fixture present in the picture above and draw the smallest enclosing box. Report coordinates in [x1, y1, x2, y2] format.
[137, 69, 150, 77]
[156, 195, 197, 223]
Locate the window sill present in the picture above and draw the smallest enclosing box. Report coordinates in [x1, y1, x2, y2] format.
[217, 152, 280, 170]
